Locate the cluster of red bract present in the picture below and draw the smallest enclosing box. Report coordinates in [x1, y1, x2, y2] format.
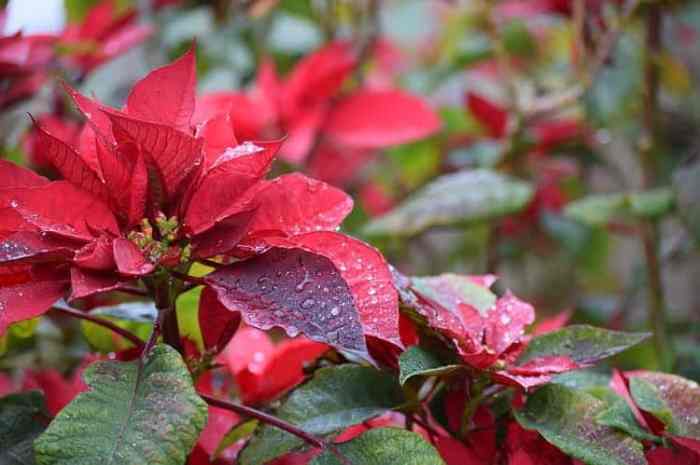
[0, 0, 152, 109]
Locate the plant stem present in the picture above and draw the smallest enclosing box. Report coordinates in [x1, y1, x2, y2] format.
[200, 394, 352, 464]
[52, 306, 145, 349]
[639, 3, 673, 371]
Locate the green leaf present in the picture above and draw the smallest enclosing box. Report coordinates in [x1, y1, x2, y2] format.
[518, 325, 649, 365]
[34, 344, 208, 465]
[591, 388, 660, 442]
[411, 273, 496, 314]
[310, 428, 445, 465]
[515, 384, 646, 465]
[398, 346, 461, 386]
[81, 302, 155, 353]
[503, 20, 536, 58]
[214, 419, 258, 459]
[0, 391, 50, 465]
[365, 169, 533, 237]
[564, 188, 674, 227]
[629, 372, 700, 439]
[239, 365, 404, 465]
[673, 158, 700, 244]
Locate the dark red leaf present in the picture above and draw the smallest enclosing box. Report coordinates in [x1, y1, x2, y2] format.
[191, 209, 257, 259]
[21, 368, 85, 416]
[466, 92, 508, 139]
[126, 46, 196, 132]
[69, 267, 125, 301]
[73, 235, 116, 270]
[646, 444, 700, 465]
[0, 231, 76, 265]
[325, 90, 441, 148]
[436, 437, 483, 465]
[199, 285, 242, 354]
[204, 247, 368, 356]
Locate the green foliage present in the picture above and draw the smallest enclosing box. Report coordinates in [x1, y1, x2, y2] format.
[309, 428, 445, 465]
[80, 303, 155, 353]
[0, 391, 49, 465]
[518, 325, 650, 365]
[398, 345, 461, 386]
[515, 384, 646, 465]
[564, 188, 675, 227]
[34, 345, 207, 465]
[240, 365, 404, 465]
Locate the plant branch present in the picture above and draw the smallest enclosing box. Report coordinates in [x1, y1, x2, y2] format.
[52, 306, 145, 349]
[200, 394, 353, 464]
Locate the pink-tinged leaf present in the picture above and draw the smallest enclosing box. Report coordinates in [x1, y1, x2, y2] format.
[68, 267, 125, 301]
[265, 232, 401, 347]
[0, 231, 76, 265]
[204, 247, 368, 357]
[192, 209, 257, 259]
[234, 338, 328, 404]
[494, 356, 579, 390]
[2, 181, 119, 241]
[198, 406, 240, 459]
[325, 90, 441, 148]
[466, 92, 508, 139]
[307, 142, 375, 187]
[112, 238, 154, 276]
[0, 160, 48, 188]
[127, 151, 148, 227]
[76, 0, 120, 40]
[245, 173, 353, 239]
[73, 235, 115, 270]
[483, 291, 535, 356]
[33, 122, 111, 201]
[0, 265, 69, 335]
[532, 309, 572, 336]
[0, 373, 13, 396]
[283, 41, 355, 116]
[126, 46, 196, 132]
[436, 437, 484, 465]
[278, 107, 325, 164]
[184, 140, 281, 235]
[610, 369, 652, 431]
[106, 110, 204, 201]
[533, 119, 583, 151]
[94, 137, 133, 213]
[197, 112, 238, 168]
[199, 286, 241, 354]
[221, 326, 276, 375]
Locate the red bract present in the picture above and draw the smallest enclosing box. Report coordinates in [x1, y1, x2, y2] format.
[194, 41, 440, 167]
[0, 46, 400, 361]
[0, 31, 54, 109]
[407, 274, 578, 389]
[60, 0, 152, 74]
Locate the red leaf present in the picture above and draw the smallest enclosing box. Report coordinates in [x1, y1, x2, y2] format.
[73, 235, 116, 270]
[192, 209, 257, 259]
[63, 83, 115, 145]
[494, 356, 579, 390]
[193, 92, 273, 144]
[609, 369, 652, 431]
[221, 326, 275, 375]
[184, 140, 281, 235]
[197, 406, 240, 459]
[112, 238, 155, 276]
[199, 286, 241, 354]
[126, 46, 196, 132]
[0, 160, 48, 188]
[436, 437, 483, 465]
[0, 231, 76, 265]
[245, 173, 353, 239]
[646, 444, 700, 465]
[325, 90, 441, 148]
[197, 112, 238, 168]
[532, 309, 572, 336]
[21, 368, 85, 416]
[0, 265, 69, 335]
[1, 181, 119, 241]
[466, 92, 508, 139]
[69, 267, 125, 301]
[265, 232, 401, 347]
[33, 122, 110, 202]
[483, 291, 535, 356]
[106, 110, 204, 201]
[673, 437, 700, 457]
[204, 247, 368, 357]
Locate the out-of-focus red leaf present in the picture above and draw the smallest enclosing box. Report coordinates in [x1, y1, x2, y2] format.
[204, 247, 368, 356]
[359, 182, 395, 217]
[307, 142, 375, 187]
[221, 327, 275, 375]
[532, 309, 572, 336]
[112, 238, 155, 276]
[265, 232, 401, 347]
[325, 90, 440, 148]
[199, 286, 241, 354]
[21, 368, 86, 416]
[0, 373, 13, 396]
[193, 92, 273, 144]
[436, 437, 483, 465]
[0, 160, 48, 188]
[245, 173, 353, 239]
[126, 46, 196, 132]
[466, 92, 508, 139]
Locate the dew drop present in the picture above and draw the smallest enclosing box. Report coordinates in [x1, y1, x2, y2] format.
[9, 200, 18, 208]
[330, 306, 340, 317]
[301, 298, 315, 309]
[500, 314, 512, 325]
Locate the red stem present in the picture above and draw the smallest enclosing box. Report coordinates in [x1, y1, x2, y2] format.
[52, 306, 145, 349]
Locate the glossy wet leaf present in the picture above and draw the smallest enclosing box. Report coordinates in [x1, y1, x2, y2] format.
[518, 325, 649, 366]
[364, 170, 533, 237]
[398, 345, 461, 386]
[205, 247, 368, 357]
[515, 384, 646, 465]
[34, 344, 208, 465]
[239, 365, 404, 465]
[411, 274, 496, 315]
[310, 428, 445, 465]
[629, 372, 700, 439]
[595, 391, 660, 442]
[0, 391, 50, 465]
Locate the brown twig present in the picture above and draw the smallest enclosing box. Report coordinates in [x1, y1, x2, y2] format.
[52, 306, 145, 349]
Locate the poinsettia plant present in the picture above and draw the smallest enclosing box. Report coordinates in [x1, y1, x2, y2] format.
[2, 1, 700, 465]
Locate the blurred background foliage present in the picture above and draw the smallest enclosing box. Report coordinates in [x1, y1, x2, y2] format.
[0, 0, 699, 381]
